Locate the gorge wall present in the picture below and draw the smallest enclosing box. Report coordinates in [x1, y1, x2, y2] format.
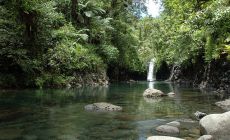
[168, 56, 230, 95]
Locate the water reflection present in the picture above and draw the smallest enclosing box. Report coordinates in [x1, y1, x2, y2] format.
[143, 97, 162, 103]
[147, 81, 175, 93]
[148, 81, 154, 89]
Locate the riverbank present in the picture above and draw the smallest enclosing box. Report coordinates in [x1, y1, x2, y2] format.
[167, 58, 230, 97]
[0, 71, 109, 89]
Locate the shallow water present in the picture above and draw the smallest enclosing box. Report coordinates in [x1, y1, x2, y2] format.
[0, 81, 224, 140]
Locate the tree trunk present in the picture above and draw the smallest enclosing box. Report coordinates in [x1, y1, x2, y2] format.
[71, 0, 78, 23]
[111, 0, 117, 8]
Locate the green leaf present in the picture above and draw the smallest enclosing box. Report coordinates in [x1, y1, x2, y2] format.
[78, 34, 88, 41]
[84, 11, 94, 17]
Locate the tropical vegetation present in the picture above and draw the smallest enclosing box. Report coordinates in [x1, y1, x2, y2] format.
[0, 0, 229, 88]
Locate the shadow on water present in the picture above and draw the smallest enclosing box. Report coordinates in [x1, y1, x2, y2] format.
[0, 82, 225, 140]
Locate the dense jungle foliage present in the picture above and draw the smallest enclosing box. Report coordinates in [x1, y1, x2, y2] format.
[0, 0, 147, 88]
[0, 0, 229, 88]
[139, 0, 230, 66]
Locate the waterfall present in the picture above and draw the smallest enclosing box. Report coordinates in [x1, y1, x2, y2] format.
[147, 59, 155, 82]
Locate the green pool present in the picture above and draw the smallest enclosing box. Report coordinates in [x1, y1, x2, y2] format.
[0, 82, 224, 140]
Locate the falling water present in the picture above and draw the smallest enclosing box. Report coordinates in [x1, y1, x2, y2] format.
[147, 59, 155, 82]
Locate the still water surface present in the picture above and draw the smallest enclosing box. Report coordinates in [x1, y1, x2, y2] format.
[0, 82, 224, 140]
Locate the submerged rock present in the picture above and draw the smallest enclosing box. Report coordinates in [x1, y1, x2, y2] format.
[176, 118, 197, 123]
[194, 111, 207, 120]
[84, 102, 122, 112]
[197, 135, 214, 140]
[147, 136, 184, 140]
[199, 111, 230, 138]
[189, 128, 200, 135]
[143, 88, 165, 98]
[215, 99, 230, 111]
[135, 119, 167, 131]
[168, 92, 176, 97]
[166, 121, 181, 127]
[156, 125, 179, 134]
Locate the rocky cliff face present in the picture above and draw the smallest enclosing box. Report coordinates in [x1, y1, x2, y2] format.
[70, 71, 109, 87]
[169, 57, 230, 95]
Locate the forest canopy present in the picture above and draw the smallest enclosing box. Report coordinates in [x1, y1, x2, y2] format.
[139, 0, 230, 66]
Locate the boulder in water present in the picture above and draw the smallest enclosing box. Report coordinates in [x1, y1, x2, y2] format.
[147, 136, 184, 140]
[194, 111, 207, 120]
[215, 99, 230, 111]
[168, 92, 176, 97]
[199, 111, 230, 138]
[85, 102, 122, 112]
[143, 88, 165, 98]
[166, 121, 181, 127]
[156, 125, 179, 134]
[127, 79, 136, 83]
[197, 135, 214, 140]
